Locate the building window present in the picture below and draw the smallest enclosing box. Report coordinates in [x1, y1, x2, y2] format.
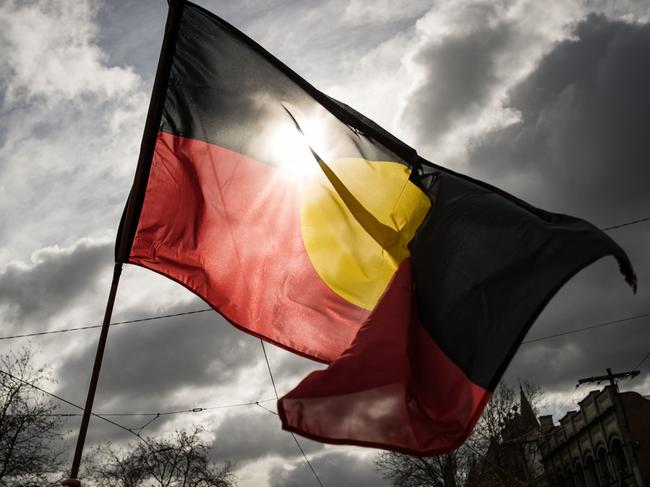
[574, 463, 587, 487]
[610, 439, 628, 481]
[596, 448, 612, 485]
[565, 468, 576, 487]
[584, 456, 598, 487]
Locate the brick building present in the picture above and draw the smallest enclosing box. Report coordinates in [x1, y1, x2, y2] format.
[538, 385, 650, 486]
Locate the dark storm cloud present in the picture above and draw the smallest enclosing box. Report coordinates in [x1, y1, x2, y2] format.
[210, 409, 324, 463]
[401, 3, 514, 147]
[269, 451, 388, 487]
[0, 239, 113, 327]
[453, 15, 650, 394]
[508, 255, 650, 393]
[468, 15, 650, 222]
[57, 298, 261, 411]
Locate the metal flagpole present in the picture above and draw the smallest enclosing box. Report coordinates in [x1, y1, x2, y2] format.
[62, 1, 185, 484]
[63, 263, 122, 485]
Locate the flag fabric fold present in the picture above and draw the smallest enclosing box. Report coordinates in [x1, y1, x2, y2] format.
[118, 0, 636, 454]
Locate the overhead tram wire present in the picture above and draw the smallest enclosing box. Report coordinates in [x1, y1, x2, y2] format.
[256, 401, 279, 416]
[0, 308, 213, 341]
[0, 363, 595, 487]
[260, 340, 325, 487]
[0, 215, 644, 340]
[0, 214, 645, 343]
[522, 311, 650, 345]
[0, 214, 646, 343]
[4, 308, 649, 347]
[632, 352, 650, 372]
[3, 369, 302, 477]
[0, 366, 279, 446]
[32, 398, 278, 419]
[601, 216, 650, 231]
[0, 368, 155, 449]
[133, 413, 160, 434]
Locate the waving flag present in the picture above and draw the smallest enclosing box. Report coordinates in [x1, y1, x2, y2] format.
[117, 0, 635, 454]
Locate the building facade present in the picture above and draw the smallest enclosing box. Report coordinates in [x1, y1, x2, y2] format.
[538, 385, 650, 486]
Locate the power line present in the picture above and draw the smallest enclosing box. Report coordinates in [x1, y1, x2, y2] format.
[5, 307, 649, 353]
[522, 311, 650, 344]
[0, 211, 647, 344]
[40, 398, 277, 418]
[256, 401, 279, 416]
[289, 430, 324, 486]
[0, 368, 154, 449]
[260, 340, 280, 399]
[133, 413, 160, 434]
[1, 371, 278, 478]
[601, 216, 650, 231]
[0, 367, 282, 454]
[0, 213, 646, 341]
[261, 340, 325, 487]
[632, 352, 649, 372]
[0, 308, 213, 341]
[4, 356, 321, 487]
[98, 398, 277, 417]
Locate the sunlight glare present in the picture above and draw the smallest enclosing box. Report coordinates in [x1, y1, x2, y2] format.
[268, 116, 327, 179]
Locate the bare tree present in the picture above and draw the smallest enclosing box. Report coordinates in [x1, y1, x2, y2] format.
[469, 381, 544, 486]
[0, 347, 63, 486]
[89, 426, 236, 487]
[472, 381, 543, 450]
[375, 381, 544, 487]
[376, 449, 467, 487]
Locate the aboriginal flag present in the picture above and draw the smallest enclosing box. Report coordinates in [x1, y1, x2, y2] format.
[116, 1, 636, 454]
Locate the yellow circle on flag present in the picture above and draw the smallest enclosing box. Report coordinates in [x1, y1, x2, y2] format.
[300, 158, 431, 310]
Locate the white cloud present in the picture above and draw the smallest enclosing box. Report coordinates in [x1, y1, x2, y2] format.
[342, 0, 431, 26]
[390, 0, 649, 167]
[0, 0, 139, 105]
[0, 0, 147, 267]
[395, 0, 583, 166]
[325, 30, 417, 137]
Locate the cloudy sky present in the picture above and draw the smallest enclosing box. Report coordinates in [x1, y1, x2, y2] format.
[1, 0, 649, 485]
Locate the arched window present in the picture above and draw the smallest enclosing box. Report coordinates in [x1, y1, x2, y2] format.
[610, 438, 628, 481]
[574, 462, 586, 487]
[565, 467, 576, 487]
[584, 456, 598, 487]
[596, 448, 612, 485]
